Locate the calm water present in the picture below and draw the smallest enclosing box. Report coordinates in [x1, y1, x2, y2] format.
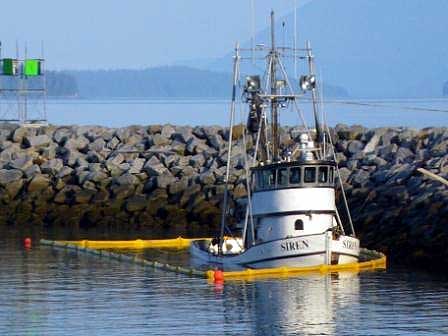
[1, 228, 448, 336]
[39, 98, 448, 127]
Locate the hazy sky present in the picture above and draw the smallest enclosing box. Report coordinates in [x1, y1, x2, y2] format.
[0, 1, 311, 70]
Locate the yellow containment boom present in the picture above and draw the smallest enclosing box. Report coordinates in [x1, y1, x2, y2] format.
[206, 252, 387, 282]
[58, 237, 211, 249]
[40, 239, 386, 282]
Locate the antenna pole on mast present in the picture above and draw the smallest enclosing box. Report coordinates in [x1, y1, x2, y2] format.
[250, 0, 255, 64]
[270, 10, 279, 162]
[307, 40, 322, 151]
[294, 0, 298, 78]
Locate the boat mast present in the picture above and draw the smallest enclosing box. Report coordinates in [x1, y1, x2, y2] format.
[270, 11, 280, 162]
[218, 43, 240, 255]
[306, 41, 322, 152]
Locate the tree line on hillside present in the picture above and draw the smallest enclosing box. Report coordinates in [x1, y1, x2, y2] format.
[66, 67, 232, 99]
[3, 66, 348, 98]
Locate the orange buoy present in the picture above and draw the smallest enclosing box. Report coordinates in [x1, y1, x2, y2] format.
[214, 269, 224, 283]
[24, 237, 32, 248]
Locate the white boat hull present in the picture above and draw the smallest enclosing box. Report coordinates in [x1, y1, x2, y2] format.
[190, 233, 359, 269]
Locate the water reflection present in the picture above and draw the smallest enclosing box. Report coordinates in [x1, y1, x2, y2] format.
[2, 227, 448, 335]
[221, 273, 360, 336]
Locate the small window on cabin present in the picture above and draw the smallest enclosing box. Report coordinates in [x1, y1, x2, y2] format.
[255, 171, 261, 189]
[304, 167, 316, 183]
[278, 168, 288, 186]
[270, 169, 277, 186]
[318, 166, 329, 183]
[261, 171, 269, 188]
[329, 167, 334, 184]
[295, 219, 304, 231]
[253, 172, 259, 190]
[289, 167, 301, 184]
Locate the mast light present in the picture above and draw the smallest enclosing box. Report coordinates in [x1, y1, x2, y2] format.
[245, 75, 261, 93]
[299, 75, 316, 92]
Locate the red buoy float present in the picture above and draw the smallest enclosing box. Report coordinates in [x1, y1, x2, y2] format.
[214, 269, 224, 283]
[24, 237, 32, 248]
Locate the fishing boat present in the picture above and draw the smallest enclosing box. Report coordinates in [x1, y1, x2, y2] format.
[190, 11, 360, 269]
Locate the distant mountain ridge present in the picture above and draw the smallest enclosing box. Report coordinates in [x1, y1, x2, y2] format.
[182, 0, 448, 99]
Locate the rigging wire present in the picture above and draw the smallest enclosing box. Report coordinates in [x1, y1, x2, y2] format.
[299, 98, 448, 114]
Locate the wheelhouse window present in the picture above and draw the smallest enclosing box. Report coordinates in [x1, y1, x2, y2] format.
[289, 167, 301, 184]
[252, 172, 258, 190]
[278, 168, 288, 186]
[329, 167, 334, 184]
[318, 166, 329, 183]
[254, 164, 335, 191]
[270, 169, 277, 186]
[259, 169, 276, 189]
[304, 167, 316, 183]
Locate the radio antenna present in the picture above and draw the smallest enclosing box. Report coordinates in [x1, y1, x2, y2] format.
[250, 0, 256, 64]
[294, 0, 298, 78]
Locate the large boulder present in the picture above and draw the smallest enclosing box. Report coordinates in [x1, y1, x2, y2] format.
[107, 153, 124, 166]
[24, 164, 41, 178]
[347, 140, 364, 156]
[126, 195, 147, 212]
[168, 177, 189, 195]
[114, 173, 139, 186]
[161, 125, 176, 139]
[41, 159, 64, 175]
[152, 134, 170, 146]
[156, 173, 176, 189]
[143, 156, 168, 176]
[12, 127, 31, 143]
[363, 134, 381, 153]
[74, 189, 96, 204]
[0, 169, 23, 186]
[5, 179, 23, 199]
[199, 170, 216, 185]
[58, 166, 73, 179]
[28, 175, 51, 193]
[128, 158, 145, 174]
[173, 127, 194, 144]
[189, 154, 205, 168]
[53, 127, 73, 145]
[86, 171, 109, 184]
[23, 134, 51, 149]
[64, 137, 89, 152]
[207, 133, 224, 151]
[8, 155, 34, 171]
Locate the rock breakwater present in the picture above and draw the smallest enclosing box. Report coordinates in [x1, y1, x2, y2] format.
[0, 123, 447, 267]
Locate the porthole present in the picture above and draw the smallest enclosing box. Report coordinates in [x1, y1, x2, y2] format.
[295, 219, 304, 231]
